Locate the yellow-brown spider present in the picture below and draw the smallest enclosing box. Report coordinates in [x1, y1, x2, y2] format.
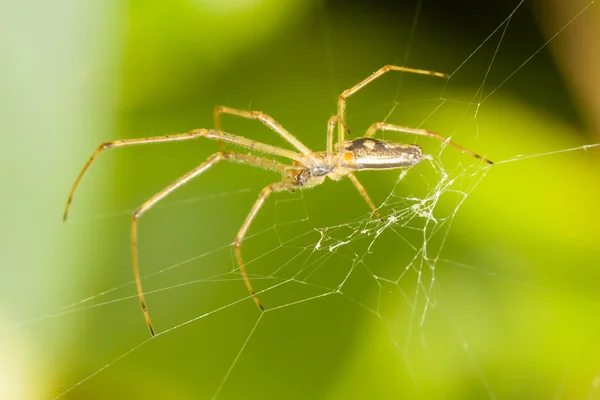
[63, 65, 493, 337]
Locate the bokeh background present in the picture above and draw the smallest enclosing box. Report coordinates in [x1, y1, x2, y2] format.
[2, 0, 599, 399]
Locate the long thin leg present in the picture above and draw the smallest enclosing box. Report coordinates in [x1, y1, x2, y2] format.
[63, 128, 304, 220]
[205, 129, 303, 161]
[215, 106, 312, 155]
[337, 65, 448, 146]
[325, 116, 352, 159]
[132, 152, 287, 336]
[347, 172, 382, 220]
[326, 115, 337, 158]
[364, 122, 493, 164]
[213, 107, 227, 152]
[234, 181, 290, 311]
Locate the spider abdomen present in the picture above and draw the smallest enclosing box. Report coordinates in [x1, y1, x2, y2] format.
[340, 137, 423, 170]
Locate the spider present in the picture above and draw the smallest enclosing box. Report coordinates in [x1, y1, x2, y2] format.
[63, 65, 493, 337]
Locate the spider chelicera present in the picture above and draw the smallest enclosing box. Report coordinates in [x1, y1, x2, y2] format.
[63, 65, 493, 337]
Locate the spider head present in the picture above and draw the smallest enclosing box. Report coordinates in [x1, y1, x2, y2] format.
[339, 138, 423, 170]
[289, 159, 332, 187]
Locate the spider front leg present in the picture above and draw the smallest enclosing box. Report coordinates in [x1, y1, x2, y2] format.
[336, 65, 448, 146]
[63, 128, 304, 221]
[234, 181, 291, 311]
[365, 122, 494, 165]
[63, 131, 206, 220]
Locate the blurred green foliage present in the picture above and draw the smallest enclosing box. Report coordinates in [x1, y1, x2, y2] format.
[2, 1, 599, 399]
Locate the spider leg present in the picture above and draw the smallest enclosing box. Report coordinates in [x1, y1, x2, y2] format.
[326, 115, 337, 157]
[234, 181, 291, 311]
[347, 172, 382, 220]
[337, 65, 447, 146]
[64, 131, 205, 220]
[215, 106, 312, 155]
[205, 129, 303, 161]
[63, 129, 304, 220]
[131, 151, 287, 336]
[326, 116, 352, 158]
[365, 122, 493, 164]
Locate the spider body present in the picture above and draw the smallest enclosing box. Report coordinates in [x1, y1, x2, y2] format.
[64, 65, 492, 337]
[290, 138, 423, 188]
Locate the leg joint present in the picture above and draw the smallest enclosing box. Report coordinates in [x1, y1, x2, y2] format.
[190, 128, 208, 137]
[253, 112, 269, 123]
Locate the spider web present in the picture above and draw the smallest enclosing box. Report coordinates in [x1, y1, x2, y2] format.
[10, 1, 600, 399]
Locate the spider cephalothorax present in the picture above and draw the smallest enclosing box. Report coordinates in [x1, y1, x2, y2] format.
[290, 156, 335, 187]
[64, 65, 492, 336]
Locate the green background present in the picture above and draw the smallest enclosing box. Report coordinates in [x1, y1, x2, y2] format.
[2, 1, 599, 399]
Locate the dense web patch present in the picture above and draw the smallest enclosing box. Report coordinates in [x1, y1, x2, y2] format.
[17, 0, 600, 398]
